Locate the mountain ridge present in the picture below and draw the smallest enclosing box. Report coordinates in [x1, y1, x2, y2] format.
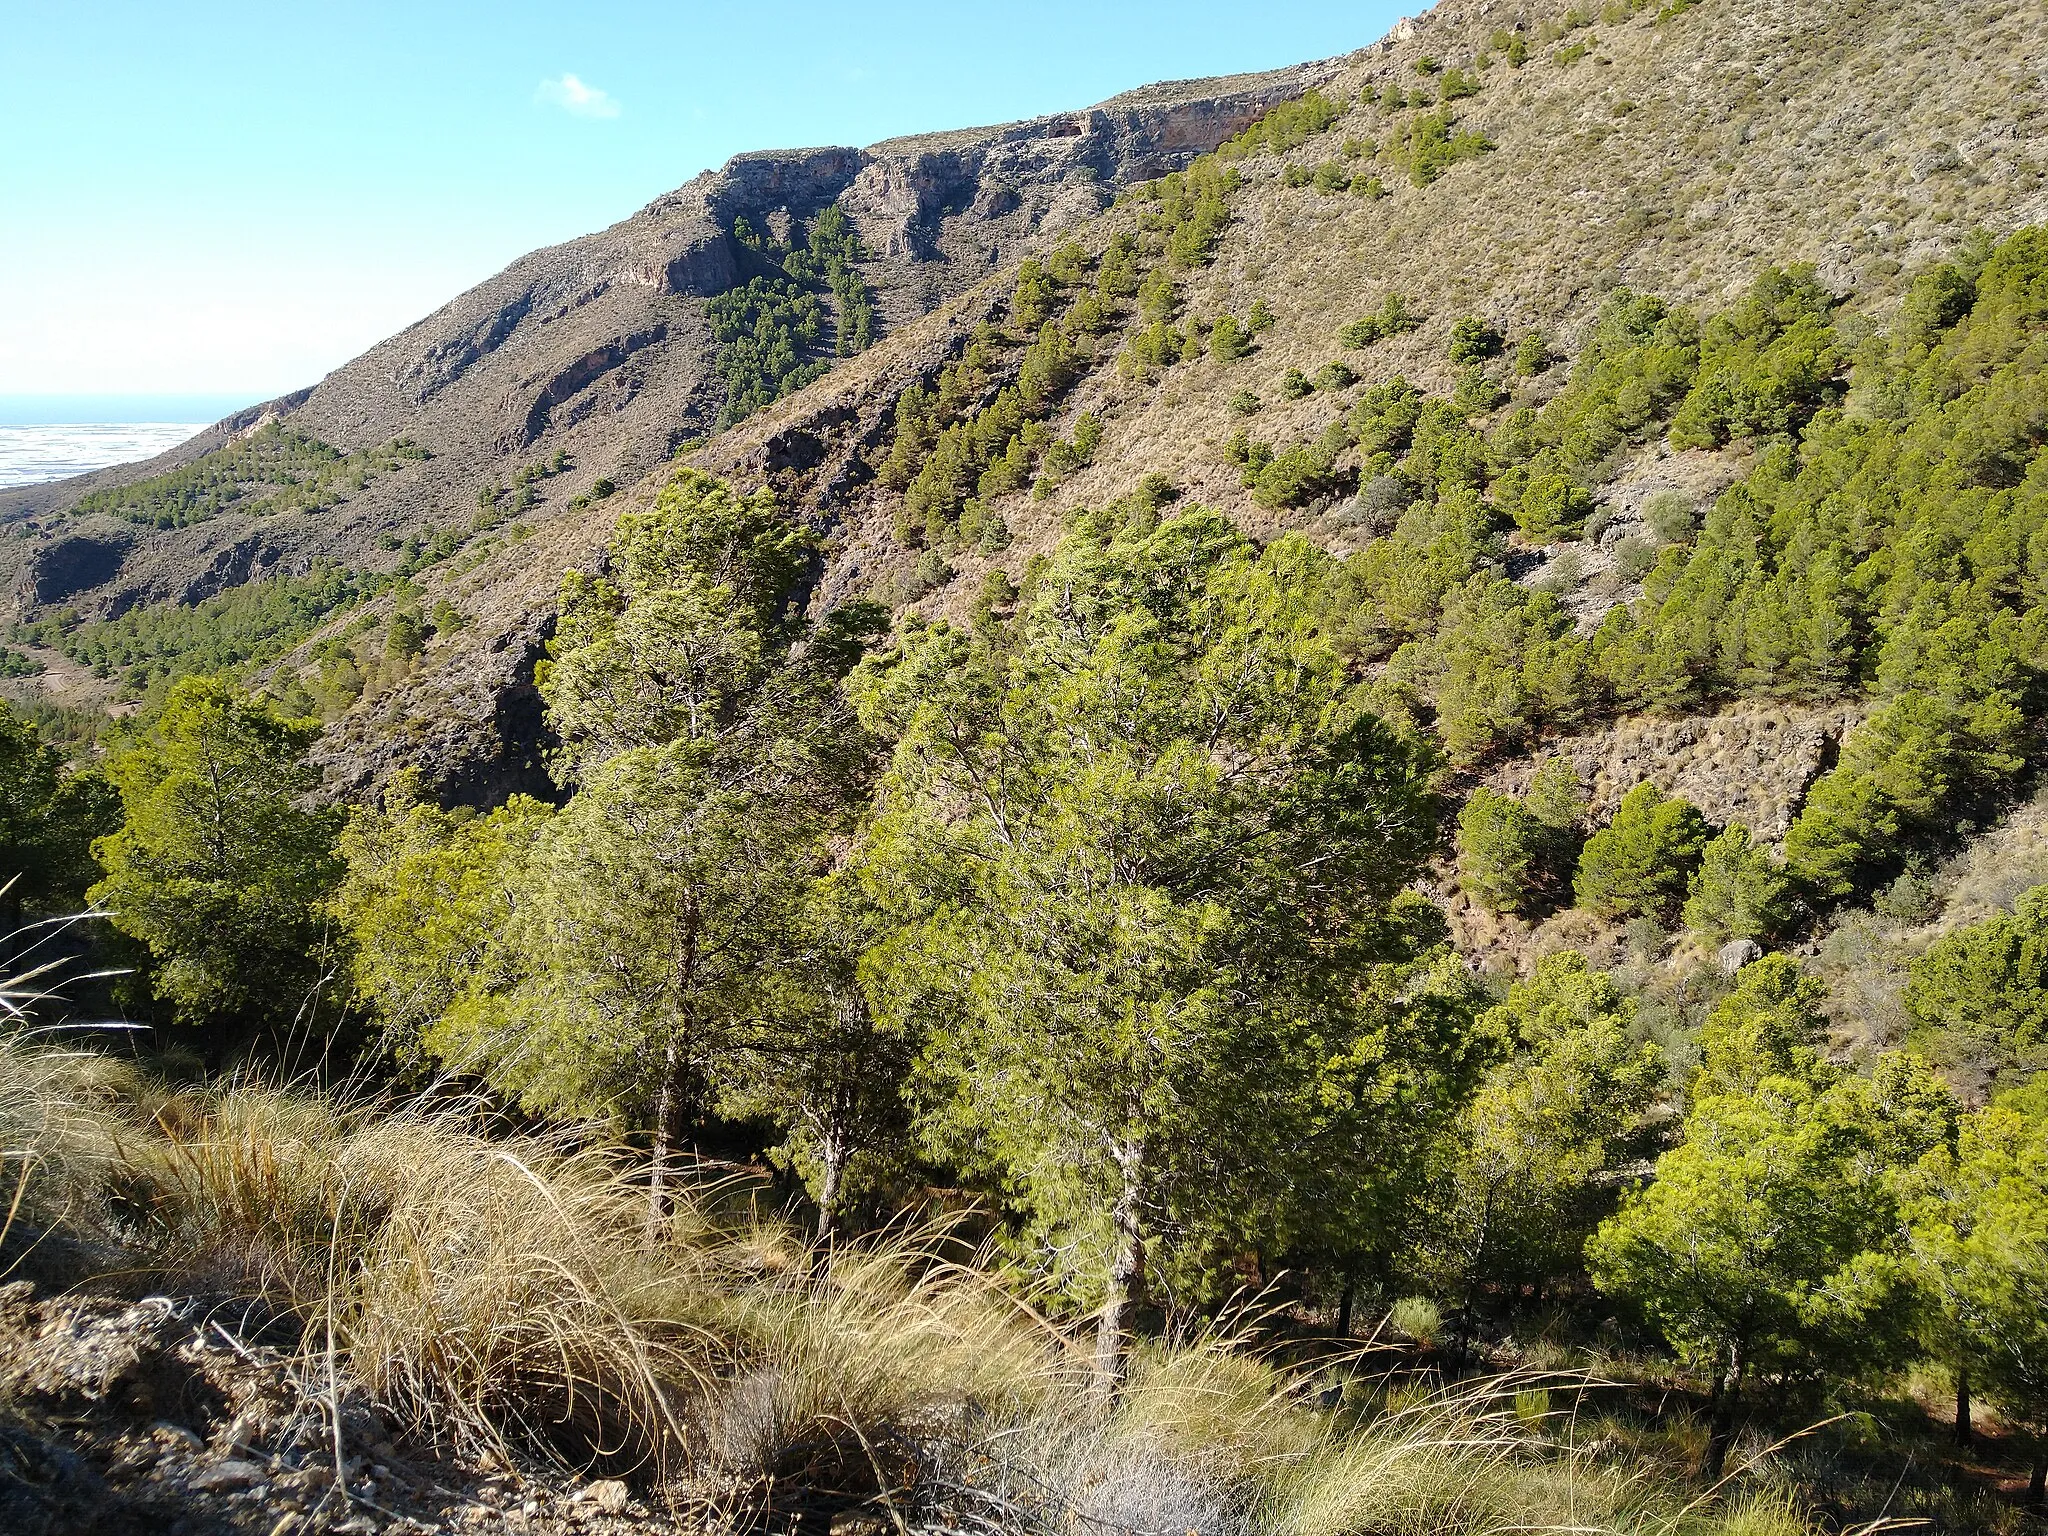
[6, 0, 2047, 812]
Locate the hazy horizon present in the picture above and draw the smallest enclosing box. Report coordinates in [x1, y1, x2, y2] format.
[0, 394, 256, 427]
[4, 1, 1400, 402]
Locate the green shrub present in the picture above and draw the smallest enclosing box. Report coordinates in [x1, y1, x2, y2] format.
[1641, 489, 1695, 543]
[1575, 782, 1710, 922]
[1388, 1295, 1442, 1345]
[1341, 293, 1423, 348]
[1440, 68, 1480, 101]
[1281, 368, 1313, 399]
[1211, 314, 1249, 361]
[1315, 361, 1359, 391]
[1449, 318, 1504, 364]
[1783, 695, 2021, 905]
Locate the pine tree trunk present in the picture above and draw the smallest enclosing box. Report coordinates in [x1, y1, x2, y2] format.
[1955, 1368, 1972, 1447]
[1337, 1276, 1356, 1338]
[644, 1038, 688, 1248]
[645, 896, 703, 1249]
[2030, 1446, 2046, 1511]
[1703, 1341, 1742, 1483]
[815, 1124, 848, 1254]
[1094, 1141, 1146, 1404]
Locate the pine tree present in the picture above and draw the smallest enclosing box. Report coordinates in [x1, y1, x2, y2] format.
[1457, 787, 1543, 915]
[1682, 823, 1791, 943]
[90, 678, 341, 1039]
[855, 512, 1445, 1392]
[1573, 782, 1709, 922]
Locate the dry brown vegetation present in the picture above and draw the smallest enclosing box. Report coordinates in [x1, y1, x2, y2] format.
[0, 1033, 1865, 1536]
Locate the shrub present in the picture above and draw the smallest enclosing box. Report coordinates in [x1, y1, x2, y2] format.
[1440, 68, 1481, 100]
[1642, 489, 1696, 543]
[1388, 1295, 1442, 1345]
[1281, 368, 1313, 399]
[1449, 317, 1505, 364]
[1514, 332, 1552, 375]
[1228, 389, 1261, 416]
[1211, 314, 1249, 361]
[1342, 293, 1423, 348]
[1315, 361, 1359, 391]
[1611, 537, 1657, 580]
[1904, 887, 2048, 1049]
[1574, 782, 1710, 922]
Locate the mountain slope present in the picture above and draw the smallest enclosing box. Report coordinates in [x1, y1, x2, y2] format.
[7, 0, 2047, 808]
[0, 64, 1322, 618]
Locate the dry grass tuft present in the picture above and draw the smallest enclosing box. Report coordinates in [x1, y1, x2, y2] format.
[0, 1033, 1842, 1534]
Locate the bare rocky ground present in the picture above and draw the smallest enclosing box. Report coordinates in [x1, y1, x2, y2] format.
[0, 1280, 747, 1536]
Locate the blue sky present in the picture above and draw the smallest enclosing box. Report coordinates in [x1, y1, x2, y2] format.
[1, 1, 1407, 411]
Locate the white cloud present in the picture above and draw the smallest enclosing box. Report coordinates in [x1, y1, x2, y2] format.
[536, 73, 621, 119]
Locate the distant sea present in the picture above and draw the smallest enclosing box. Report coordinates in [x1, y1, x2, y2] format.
[0, 394, 255, 492]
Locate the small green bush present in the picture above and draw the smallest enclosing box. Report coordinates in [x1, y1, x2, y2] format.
[1341, 293, 1423, 348]
[1641, 490, 1696, 543]
[1449, 317, 1505, 364]
[1389, 1295, 1442, 1345]
[1211, 314, 1249, 361]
